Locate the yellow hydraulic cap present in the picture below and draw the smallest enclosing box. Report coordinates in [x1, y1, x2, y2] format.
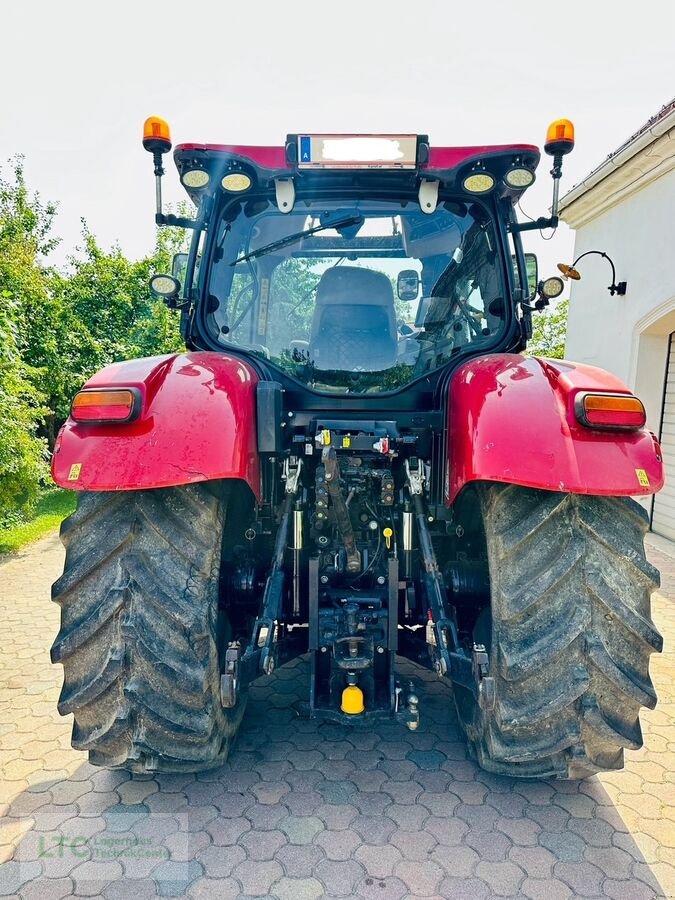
[341, 683, 365, 715]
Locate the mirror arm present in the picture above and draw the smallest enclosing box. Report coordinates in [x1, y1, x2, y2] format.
[521, 299, 549, 313]
[156, 194, 213, 231]
[509, 215, 559, 233]
[156, 213, 201, 229]
[164, 297, 191, 311]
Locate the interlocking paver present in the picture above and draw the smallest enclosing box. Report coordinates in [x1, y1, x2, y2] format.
[70, 860, 124, 896]
[282, 790, 322, 816]
[250, 780, 290, 805]
[271, 876, 324, 900]
[1, 532, 674, 899]
[381, 781, 424, 806]
[495, 815, 542, 847]
[244, 801, 288, 831]
[437, 875, 492, 898]
[314, 857, 366, 895]
[186, 877, 239, 900]
[278, 814, 324, 844]
[274, 842, 325, 876]
[475, 859, 526, 896]
[508, 845, 557, 878]
[195, 843, 246, 877]
[521, 876, 574, 899]
[393, 859, 444, 895]
[313, 803, 358, 830]
[204, 815, 250, 845]
[19, 876, 75, 900]
[389, 827, 437, 860]
[232, 857, 284, 894]
[465, 829, 512, 861]
[424, 814, 469, 847]
[314, 828, 361, 860]
[239, 828, 287, 860]
[354, 842, 403, 877]
[153, 858, 203, 896]
[430, 843, 479, 876]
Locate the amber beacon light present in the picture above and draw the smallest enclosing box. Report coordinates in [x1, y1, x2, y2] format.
[143, 116, 172, 222]
[510, 117, 576, 234]
[544, 118, 575, 156]
[142, 116, 172, 153]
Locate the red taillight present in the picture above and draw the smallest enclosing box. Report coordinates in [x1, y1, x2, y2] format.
[575, 392, 646, 430]
[71, 389, 140, 423]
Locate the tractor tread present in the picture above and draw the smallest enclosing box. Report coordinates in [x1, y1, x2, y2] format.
[51, 484, 246, 774]
[456, 483, 661, 779]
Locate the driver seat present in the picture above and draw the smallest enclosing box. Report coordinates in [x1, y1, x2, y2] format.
[309, 267, 398, 371]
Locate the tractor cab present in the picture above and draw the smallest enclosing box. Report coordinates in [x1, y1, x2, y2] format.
[148, 130, 565, 401]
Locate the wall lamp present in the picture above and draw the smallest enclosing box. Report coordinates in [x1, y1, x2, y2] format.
[557, 250, 627, 296]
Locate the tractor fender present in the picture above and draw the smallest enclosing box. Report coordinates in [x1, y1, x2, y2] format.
[52, 351, 261, 497]
[447, 353, 664, 504]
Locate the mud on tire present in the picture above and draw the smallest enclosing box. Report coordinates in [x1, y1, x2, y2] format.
[454, 483, 662, 779]
[51, 483, 246, 774]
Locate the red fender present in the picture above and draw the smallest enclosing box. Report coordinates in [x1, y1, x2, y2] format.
[447, 354, 664, 504]
[52, 351, 261, 497]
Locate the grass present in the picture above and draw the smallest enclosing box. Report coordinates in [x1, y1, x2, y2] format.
[0, 488, 77, 556]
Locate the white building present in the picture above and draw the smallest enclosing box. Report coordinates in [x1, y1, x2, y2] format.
[560, 99, 675, 538]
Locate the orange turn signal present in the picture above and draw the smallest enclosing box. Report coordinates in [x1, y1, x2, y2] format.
[71, 389, 140, 423]
[575, 392, 646, 430]
[544, 118, 575, 156]
[143, 116, 172, 153]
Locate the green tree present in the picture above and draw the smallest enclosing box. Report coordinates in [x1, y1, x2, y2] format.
[1, 159, 189, 522]
[0, 159, 50, 516]
[528, 298, 569, 359]
[41, 219, 185, 433]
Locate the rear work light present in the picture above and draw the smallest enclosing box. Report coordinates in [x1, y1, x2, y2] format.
[71, 388, 140, 424]
[575, 392, 646, 430]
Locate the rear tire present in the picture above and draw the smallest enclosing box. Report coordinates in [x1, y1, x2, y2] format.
[51, 483, 246, 774]
[453, 483, 662, 779]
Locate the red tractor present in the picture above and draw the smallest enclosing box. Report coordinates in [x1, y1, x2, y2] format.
[51, 119, 664, 779]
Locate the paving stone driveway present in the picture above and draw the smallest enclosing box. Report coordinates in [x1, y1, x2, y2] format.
[1, 532, 674, 899]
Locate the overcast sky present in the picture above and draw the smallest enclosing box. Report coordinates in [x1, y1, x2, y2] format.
[2, 0, 674, 288]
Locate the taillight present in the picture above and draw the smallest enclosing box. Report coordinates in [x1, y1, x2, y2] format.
[71, 388, 140, 423]
[575, 392, 646, 430]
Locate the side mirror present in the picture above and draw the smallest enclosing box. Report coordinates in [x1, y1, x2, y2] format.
[399, 323, 415, 336]
[172, 253, 188, 283]
[397, 269, 420, 301]
[525, 254, 538, 300]
[512, 253, 538, 300]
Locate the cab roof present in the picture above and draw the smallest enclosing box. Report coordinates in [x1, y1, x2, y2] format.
[173, 141, 540, 205]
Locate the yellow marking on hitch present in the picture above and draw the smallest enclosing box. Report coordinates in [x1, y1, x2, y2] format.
[341, 684, 365, 715]
[68, 463, 82, 481]
[635, 468, 650, 487]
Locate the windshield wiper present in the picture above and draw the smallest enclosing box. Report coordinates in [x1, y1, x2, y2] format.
[232, 214, 363, 265]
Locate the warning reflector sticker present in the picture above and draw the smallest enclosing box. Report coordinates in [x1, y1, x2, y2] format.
[635, 468, 650, 487]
